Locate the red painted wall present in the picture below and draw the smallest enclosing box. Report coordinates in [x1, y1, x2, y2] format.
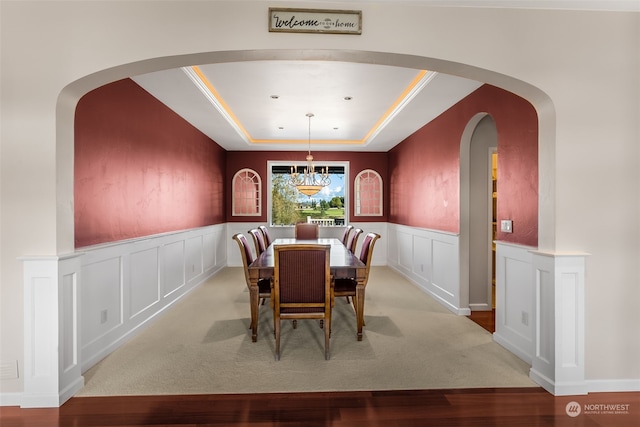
[389, 84, 538, 246]
[226, 151, 388, 223]
[75, 80, 535, 248]
[74, 78, 226, 247]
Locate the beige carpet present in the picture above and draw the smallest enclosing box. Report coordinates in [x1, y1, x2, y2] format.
[78, 267, 536, 396]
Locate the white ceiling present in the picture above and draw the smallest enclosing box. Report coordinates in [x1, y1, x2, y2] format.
[132, 61, 483, 152]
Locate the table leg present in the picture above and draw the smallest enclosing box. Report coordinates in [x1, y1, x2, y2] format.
[355, 284, 365, 341]
[249, 282, 259, 342]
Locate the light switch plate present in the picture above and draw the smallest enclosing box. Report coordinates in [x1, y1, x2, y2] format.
[501, 220, 513, 233]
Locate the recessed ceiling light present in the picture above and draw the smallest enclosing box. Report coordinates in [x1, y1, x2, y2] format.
[278, 126, 284, 130]
[344, 96, 352, 101]
[270, 95, 279, 99]
[333, 127, 339, 130]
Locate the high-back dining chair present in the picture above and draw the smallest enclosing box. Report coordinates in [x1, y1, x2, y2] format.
[346, 228, 363, 253]
[294, 222, 319, 240]
[272, 244, 333, 360]
[334, 232, 381, 341]
[258, 225, 273, 247]
[232, 233, 272, 342]
[249, 228, 266, 257]
[340, 225, 354, 246]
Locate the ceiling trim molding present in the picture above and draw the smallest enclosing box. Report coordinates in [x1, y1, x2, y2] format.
[182, 66, 252, 144]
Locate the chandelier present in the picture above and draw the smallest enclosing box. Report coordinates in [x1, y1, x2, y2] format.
[289, 113, 331, 197]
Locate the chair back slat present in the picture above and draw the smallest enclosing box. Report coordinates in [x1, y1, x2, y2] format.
[359, 234, 373, 264]
[341, 225, 354, 245]
[249, 228, 266, 256]
[277, 249, 328, 310]
[295, 222, 319, 239]
[347, 228, 363, 253]
[273, 244, 332, 359]
[258, 225, 272, 246]
[232, 233, 254, 287]
[358, 233, 381, 280]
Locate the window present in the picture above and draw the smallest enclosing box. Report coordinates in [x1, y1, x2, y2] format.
[354, 169, 382, 216]
[232, 168, 261, 216]
[268, 161, 348, 227]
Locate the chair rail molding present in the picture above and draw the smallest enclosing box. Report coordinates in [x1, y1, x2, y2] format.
[529, 250, 588, 396]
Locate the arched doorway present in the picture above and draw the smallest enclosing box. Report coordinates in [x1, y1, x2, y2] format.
[37, 49, 554, 405]
[460, 114, 498, 331]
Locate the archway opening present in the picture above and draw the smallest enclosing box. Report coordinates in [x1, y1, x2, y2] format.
[56, 48, 552, 391]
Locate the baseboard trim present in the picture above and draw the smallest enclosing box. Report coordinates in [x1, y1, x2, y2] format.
[388, 264, 468, 315]
[469, 303, 492, 311]
[586, 379, 640, 393]
[529, 368, 589, 396]
[493, 331, 532, 365]
[0, 392, 22, 407]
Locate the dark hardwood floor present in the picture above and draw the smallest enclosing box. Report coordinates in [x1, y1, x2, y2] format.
[2, 388, 639, 427]
[468, 309, 496, 333]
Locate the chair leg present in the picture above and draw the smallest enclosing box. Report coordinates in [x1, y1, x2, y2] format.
[275, 318, 281, 361]
[292, 319, 297, 329]
[351, 293, 365, 327]
[324, 317, 331, 360]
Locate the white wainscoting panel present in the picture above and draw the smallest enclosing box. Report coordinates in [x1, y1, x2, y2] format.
[129, 248, 160, 318]
[162, 240, 186, 297]
[18, 225, 224, 408]
[79, 225, 226, 373]
[386, 224, 464, 315]
[529, 251, 587, 396]
[493, 242, 535, 364]
[21, 254, 84, 408]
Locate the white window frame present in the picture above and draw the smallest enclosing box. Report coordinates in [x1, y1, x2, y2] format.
[232, 168, 262, 216]
[267, 160, 349, 227]
[354, 169, 383, 216]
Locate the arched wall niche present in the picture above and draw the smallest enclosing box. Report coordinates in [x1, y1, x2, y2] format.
[57, 49, 555, 253]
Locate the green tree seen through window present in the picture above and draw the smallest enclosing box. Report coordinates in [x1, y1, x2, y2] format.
[271, 174, 302, 225]
[269, 163, 346, 226]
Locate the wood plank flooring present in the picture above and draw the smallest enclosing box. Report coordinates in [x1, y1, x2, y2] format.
[2, 388, 639, 426]
[468, 309, 496, 333]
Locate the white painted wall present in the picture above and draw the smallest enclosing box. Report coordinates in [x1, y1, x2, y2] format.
[1, 1, 639, 403]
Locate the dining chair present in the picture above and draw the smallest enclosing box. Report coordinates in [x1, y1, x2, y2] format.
[294, 222, 319, 240]
[272, 244, 333, 360]
[249, 228, 267, 257]
[334, 232, 381, 340]
[346, 228, 363, 253]
[232, 233, 272, 342]
[258, 225, 273, 246]
[340, 225, 354, 246]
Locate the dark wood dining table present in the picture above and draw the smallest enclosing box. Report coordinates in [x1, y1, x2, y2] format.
[247, 238, 367, 341]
